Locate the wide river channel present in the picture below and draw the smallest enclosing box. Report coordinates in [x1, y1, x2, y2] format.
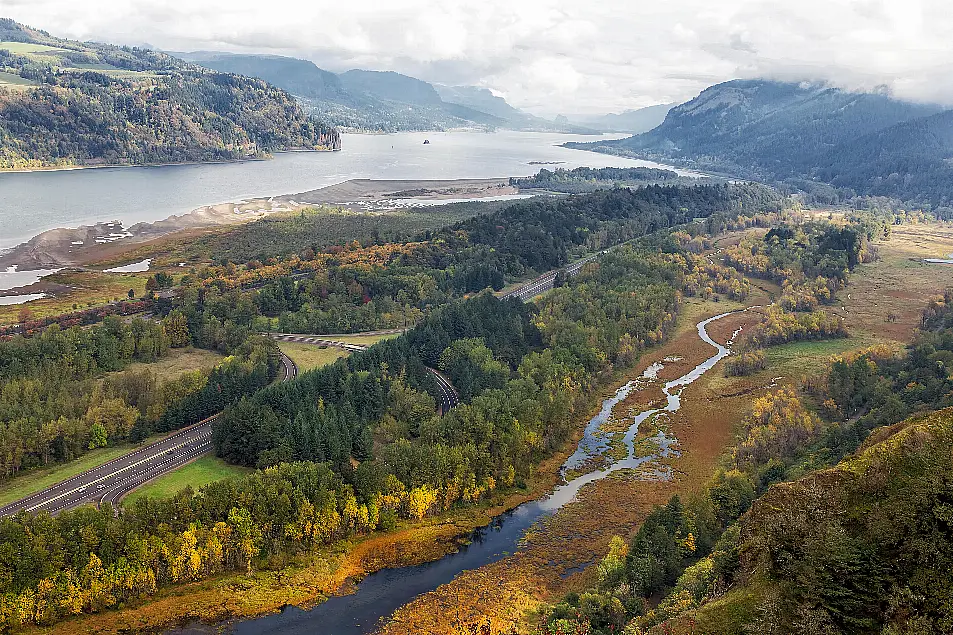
[0, 131, 691, 250]
[174, 311, 741, 635]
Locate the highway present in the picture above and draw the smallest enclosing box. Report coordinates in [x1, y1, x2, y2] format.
[0, 250, 602, 519]
[0, 350, 298, 518]
[502, 250, 607, 302]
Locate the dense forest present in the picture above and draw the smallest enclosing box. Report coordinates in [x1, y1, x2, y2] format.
[0, 240, 691, 629]
[0, 309, 276, 476]
[0, 19, 339, 169]
[157, 184, 782, 336]
[510, 166, 680, 193]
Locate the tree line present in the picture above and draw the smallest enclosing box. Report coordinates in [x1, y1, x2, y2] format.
[0, 241, 689, 630]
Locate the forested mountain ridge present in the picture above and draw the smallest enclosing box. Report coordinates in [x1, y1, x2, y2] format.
[0, 19, 340, 170]
[185, 51, 595, 133]
[569, 79, 953, 209]
[185, 52, 347, 100]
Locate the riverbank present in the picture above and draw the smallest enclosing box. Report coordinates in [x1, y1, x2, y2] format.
[19, 296, 764, 635]
[22, 421, 590, 635]
[0, 178, 519, 272]
[0, 130, 678, 256]
[371, 299, 771, 634]
[0, 148, 339, 175]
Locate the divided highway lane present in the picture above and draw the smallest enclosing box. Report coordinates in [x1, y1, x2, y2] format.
[0, 350, 299, 517]
[502, 250, 608, 302]
[0, 416, 217, 517]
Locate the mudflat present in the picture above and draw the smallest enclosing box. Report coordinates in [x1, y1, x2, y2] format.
[0, 178, 517, 272]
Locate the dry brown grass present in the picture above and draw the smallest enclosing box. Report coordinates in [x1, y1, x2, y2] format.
[376, 303, 770, 635]
[835, 221, 953, 344]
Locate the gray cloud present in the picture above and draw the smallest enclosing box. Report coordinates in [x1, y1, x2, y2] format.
[3, 0, 951, 115]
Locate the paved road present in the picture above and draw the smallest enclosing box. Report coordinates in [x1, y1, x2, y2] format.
[0, 351, 298, 518]
[502, 250, 608, 302]
[1, 249, 606, 519]
[271, 333, 460, 413]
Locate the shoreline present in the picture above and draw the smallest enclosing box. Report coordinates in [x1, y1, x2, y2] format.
[0, 147, 340, 176]
[0, 177, 522, 275]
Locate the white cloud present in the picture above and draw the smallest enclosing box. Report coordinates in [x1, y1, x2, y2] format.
[4, 0, 952, 115]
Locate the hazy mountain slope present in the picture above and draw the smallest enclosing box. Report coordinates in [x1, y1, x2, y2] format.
[182, 52, 345, 99]
[338, 69, 443, 106]
[569, 79, 953, 207]
[434, 84, 524, 120]
[815, 109, 953, 204]
[183, 52, 593, 133]
[613, 80, 940, 172]
[569, 103, 675, 133]
[435, 84, 596, 132]
[0, 18, 339, 170]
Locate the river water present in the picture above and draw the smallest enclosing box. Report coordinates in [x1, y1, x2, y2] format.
[0, 131, 689, 250]
[191, 311, 740, 635]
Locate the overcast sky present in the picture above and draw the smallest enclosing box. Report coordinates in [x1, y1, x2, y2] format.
[3, 0, 951, 116]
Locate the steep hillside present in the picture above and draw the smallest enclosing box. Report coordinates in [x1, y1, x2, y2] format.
[434, 84, 573, 131]
[569, 79, 953, 207]
[338, 69, 442, 106]
[815, 109, 953, 205]
[183, 52, 346, 99]
[186, 52, 593, 133]
[0, 19, 339, 170]
[698, 408, 953, 634]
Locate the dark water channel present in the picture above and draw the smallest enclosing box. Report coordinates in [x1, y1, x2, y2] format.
[176, 311, 740, 635]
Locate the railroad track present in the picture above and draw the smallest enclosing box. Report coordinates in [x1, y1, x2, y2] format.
[4, 249, 608, 519]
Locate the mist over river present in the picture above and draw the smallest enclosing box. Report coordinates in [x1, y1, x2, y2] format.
[0, 131, 688, 250]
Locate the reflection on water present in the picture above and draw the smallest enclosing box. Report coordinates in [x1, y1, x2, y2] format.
[0, 293, 46, 306]
[925, 252, 953, 264]
[0, 266, 60, 292]
[205, 311, 742, 635]
[103, 258, 151, 273]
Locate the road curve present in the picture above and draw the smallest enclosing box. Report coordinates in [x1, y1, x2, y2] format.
[2, 252, 606, 520]
[270, 333, 460, 413]
[0, 350, 298, 518]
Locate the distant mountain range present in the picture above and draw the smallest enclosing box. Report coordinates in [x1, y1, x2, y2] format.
[180, 51, 599, 134]
[0, 19, 339, 170]
[569, 79, 953, 209]
[564, 103, 675, 134]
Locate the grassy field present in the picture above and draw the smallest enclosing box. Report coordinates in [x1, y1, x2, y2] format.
[763, 336, 878, 378]
[277, 341, 349, 372]
[121, 347, 224, 381]
[0, 41, 69, 55]
[836, 221, 953, 345]
[329, 332, 401, 347]
[0, 70, 34, 88]
[0, 271, 150, 325]
[123, 456, 249, 506]
[0, 435, 162, 507]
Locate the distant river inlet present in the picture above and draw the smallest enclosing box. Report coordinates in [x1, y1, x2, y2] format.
[0, 131, 691, 251]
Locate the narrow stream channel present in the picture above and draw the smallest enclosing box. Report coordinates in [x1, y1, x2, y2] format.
[188, 311, 741, 635]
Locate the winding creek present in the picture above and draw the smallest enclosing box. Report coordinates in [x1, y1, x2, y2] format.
[196, 310, 744, 635]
